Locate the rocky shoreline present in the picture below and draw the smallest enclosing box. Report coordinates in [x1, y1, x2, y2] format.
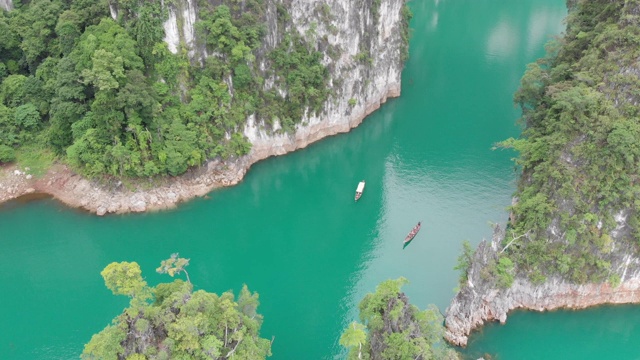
[0, 84, 399, 215]
[444, 225, 640, 347]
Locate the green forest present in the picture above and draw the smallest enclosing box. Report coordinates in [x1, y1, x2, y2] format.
[0, 0, 328, 178]
[82, 254, 272, 359]
[497, 0, 640, 285]
[84, 259, 453, 360]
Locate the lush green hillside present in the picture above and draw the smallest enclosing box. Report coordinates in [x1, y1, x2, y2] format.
[499, 0, 640, 285]
[0, 0, 327, 178]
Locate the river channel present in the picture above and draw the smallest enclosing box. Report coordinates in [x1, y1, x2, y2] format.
[5, 0, 634, 359]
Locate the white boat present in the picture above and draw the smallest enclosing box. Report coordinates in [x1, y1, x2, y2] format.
[355, 180, 365, 201]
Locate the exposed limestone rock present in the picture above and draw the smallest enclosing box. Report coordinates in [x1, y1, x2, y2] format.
[159, 0, 406, 163]
[131, 201, 146, 212]
[445, 0, 640, 347]
[0, 0, 406, 215]
[368, 292, 455, 360]
[444, 225, 640, 347]
[162, 0, 197, 56]
[0, 0, 12, 12]
[245, 0, 404, 161]
[97, 206, 107, 216]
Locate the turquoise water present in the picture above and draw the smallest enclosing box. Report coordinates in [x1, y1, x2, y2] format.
[4, 0, 633, 359]
[464, 306, 640, 360]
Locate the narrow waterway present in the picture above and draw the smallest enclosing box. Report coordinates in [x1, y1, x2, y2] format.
[4, 1, 634, 359]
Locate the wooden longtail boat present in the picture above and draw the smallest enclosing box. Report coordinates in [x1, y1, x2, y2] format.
[403, 222, 421, 248]
[355, 180, 365, 201]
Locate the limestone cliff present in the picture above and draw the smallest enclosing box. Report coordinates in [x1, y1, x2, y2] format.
[444, 225, 640, 347]
[1, 0, 409, 214]
[445, 0, 640, 346]
[0, 0, 11, 11]
[159, 0, 406, 163]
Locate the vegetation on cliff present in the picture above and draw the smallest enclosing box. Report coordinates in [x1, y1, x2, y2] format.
[82, 254, 271, 359]
[0, 0, 328, 178]
[86, 266, 446, 359]
[497, 0, 640, 285]
[340, 278, 459, 360]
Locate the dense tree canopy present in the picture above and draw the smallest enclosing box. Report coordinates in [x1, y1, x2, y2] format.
[82, 255, 271, 360]
[340, 278, 459, 360]
[0, 0, 328, 176]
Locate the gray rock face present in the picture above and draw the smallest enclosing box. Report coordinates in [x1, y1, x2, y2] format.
[444, 225, 640, 347]
[160, 0, 406, 162]
[445, 1, 640, 346]
[0, 0, 407, 215]
[0, 0, 12, 11]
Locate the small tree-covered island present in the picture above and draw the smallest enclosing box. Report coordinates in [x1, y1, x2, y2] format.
[85, 257, 458, 359]
[83, 255, 273, 359]
[0, 0, 411, 214]
[445, 0, 640, 348]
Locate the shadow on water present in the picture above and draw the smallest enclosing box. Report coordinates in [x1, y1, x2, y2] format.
[0, 192, 54, 211]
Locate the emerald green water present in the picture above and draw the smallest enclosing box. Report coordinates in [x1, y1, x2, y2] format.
[464, 306, 640, 359]
[3, 1, 634, 359]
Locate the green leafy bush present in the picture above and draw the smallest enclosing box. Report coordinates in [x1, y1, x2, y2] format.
[0, 144, 15, 163]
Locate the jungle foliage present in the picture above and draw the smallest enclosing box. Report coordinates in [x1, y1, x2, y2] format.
[82, 254, 271, 360]
[340, 278, 459, 360]
[0, 0, 328, 178]
[499, 0, 640, 284]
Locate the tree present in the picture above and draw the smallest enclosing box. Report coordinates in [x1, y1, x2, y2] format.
[453, 240, 473, 286]
[0, 104, 17, 147]
[10, 0, 63, 69]
[81, 49, 126, 91]
[100, 261, 149, 299]
[1, 74, 27, 107]
[340, 278, 459, 360]
[0, 144, 15, 163]
[14, 103, 40, 130]
[48, 56, 87, 152]
[340, 322, 367, 360]
[55, 10, 82, 56]
[83, 256, 272, 360]
[156, 252, 191, 284]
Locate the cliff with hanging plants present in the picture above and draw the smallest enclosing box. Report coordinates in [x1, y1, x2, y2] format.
[445, 0, 640, 346]
[0, 0, 411, 214]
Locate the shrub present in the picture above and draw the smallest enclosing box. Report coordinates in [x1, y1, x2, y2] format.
[0, 144, 16, 163]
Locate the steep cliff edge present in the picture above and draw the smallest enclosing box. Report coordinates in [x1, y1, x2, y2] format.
[0, 0, 409, 214]
[445, 0, 640, 346]
[445, 226, 640, 346]
[157, 0, 407, 162]
[243, 0, 405, 162]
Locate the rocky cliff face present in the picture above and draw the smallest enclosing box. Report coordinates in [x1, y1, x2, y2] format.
[0, 0, 407, 214]
[0, 0, 12, 12]
[370, 292, 440, 360]
[161, 0, 405, 163]
[445, 0, 640, 347]
[245, 0, 404, 163]
[444, 224, 640, 347]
